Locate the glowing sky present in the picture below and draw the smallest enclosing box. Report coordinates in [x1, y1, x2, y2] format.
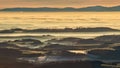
[0, 0, 120, 9]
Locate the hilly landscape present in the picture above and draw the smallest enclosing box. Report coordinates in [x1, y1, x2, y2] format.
[0, 27, 119, 33]
[1, 6, 120, 11]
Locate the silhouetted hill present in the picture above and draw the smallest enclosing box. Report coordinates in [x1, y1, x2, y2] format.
[0, 7, 76, 12]
[88, 48, 120, 60]
[95, 35, 120, 43]
[0, 27, 119, 33]
[46, 37, 103, 46]
[1, 6, 120, 11]
[43, 44, 77, 50]
[78, 6, 108, 11]
[109, 6, 120, 11]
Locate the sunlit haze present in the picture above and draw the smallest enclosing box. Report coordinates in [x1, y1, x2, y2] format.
[0, 0, 120, 9]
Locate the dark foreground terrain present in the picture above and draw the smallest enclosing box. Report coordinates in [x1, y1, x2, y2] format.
[0, 59, 103, 68]
[0, 35, 120, 68]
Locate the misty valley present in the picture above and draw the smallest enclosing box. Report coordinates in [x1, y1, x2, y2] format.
[0, 12, 120, 68]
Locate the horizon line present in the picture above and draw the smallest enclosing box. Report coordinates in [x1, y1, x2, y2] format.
[1, 5, 120, 9]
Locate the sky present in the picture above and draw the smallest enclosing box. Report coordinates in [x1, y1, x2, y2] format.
[0, 0, 120, 9]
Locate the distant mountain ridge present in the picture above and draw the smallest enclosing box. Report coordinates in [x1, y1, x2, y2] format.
[1, 6, 120, 11]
